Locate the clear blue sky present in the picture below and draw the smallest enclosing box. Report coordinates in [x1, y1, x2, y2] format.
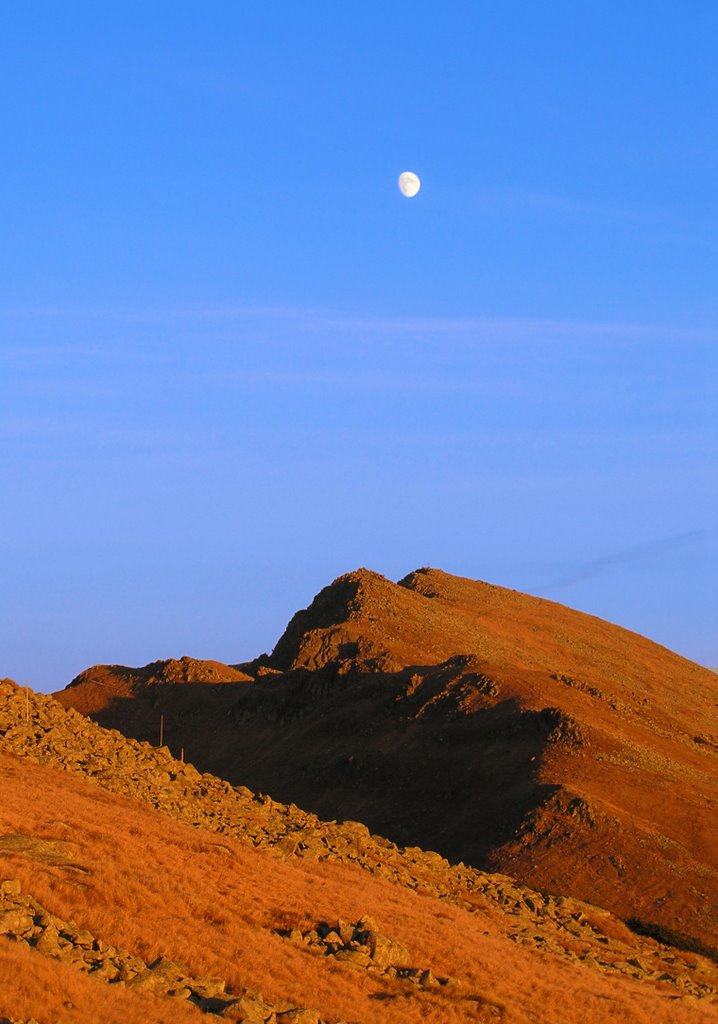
[1, 2, 716, 690]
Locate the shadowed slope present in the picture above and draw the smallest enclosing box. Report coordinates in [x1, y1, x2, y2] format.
[56, 568, 718, 951]
[2, 678, 718, 1023]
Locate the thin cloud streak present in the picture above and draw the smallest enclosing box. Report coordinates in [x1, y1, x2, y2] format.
[161, 306, 718, 342]
[186, 365, 525, 396]
[0, 303, 715, 344]
[460, 187, 714, 235]
[319, 314, 717, 341]
[532, 530, 710, 594]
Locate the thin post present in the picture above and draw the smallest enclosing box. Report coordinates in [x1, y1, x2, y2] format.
[180, 747, 184, 762]
[25, 683, 29, 724]
[159, 714, 164, 747]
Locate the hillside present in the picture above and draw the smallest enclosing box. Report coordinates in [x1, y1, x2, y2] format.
[57, 567, 718, 953]
[1, 678, 718, 1023]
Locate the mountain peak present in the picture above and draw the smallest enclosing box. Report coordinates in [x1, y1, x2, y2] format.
[55, 566, 718, 953]
[268, 568, 406, 672]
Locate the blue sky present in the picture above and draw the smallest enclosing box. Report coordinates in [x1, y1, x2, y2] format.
[1, 2, 716, 689]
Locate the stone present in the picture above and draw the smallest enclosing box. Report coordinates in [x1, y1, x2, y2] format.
[334, 949, 372, 968]
[276, 1010, 320, 1024]
[228, 995, 270, 1022]
[35, 925, 62, 956]
[419, 969, 440, 988]
[336, 918, 354, 943]
[0, 910, 34, 936]
[276, 835, 299, 856]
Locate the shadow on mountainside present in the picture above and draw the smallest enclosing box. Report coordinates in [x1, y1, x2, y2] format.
[83, 664, 562, 867]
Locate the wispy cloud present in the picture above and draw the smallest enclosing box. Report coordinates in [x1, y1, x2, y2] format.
[184, 364, 527, 396]
[317, 313, 716, 342]
[0, 302, 714, 344]
[532, 529, 711, 594]
[454, 186, 714, 237]
[136, 304, 717, 342]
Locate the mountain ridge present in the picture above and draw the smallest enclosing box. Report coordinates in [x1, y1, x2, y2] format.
[56, 567, 718, 952]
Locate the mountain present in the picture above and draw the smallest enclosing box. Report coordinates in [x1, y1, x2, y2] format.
[2, 678, 718, 1023]
[56, 567, 718, 954]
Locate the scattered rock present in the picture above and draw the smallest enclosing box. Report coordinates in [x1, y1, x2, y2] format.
[277, 916, 454, 989]
[0, 879, 326, 1023]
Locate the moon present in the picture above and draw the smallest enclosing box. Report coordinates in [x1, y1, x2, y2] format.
[398, 171, 421, 198]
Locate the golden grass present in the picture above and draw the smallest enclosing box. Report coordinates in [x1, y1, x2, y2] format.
[1, 751, 715, 1024]
[0, 937, 203, 1023]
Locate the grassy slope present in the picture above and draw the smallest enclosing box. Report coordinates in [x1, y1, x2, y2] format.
[1, 751, 717, 1024]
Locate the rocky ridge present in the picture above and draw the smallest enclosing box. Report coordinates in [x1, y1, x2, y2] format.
[57, 568, 718, 953]
[1, 678, 717, 1006]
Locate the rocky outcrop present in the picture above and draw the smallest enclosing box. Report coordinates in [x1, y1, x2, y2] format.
[276, 915, 459, 992]
[61, 657, 253, 721]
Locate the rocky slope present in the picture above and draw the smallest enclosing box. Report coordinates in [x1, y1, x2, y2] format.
[1, 677, 718, 1023]
[0, 880, 322, 1023]
[57, 567, 718, 953]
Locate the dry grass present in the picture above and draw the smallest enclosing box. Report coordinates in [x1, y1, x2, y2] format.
[1, 752, 715, 1024]
[0, 936, 203, 1023]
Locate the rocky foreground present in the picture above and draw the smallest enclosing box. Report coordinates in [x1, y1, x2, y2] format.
[0, 879, 324, 1023]
[0, 873, 454, 1023]
[1, 676, 718, 1023]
